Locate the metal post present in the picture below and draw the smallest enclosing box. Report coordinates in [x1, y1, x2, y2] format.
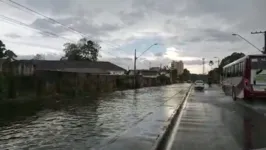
[134, 49, 137, 88]
[217, 59, 221, 85]
[202, 58, 205, 74]
[263, 31, 266, 54]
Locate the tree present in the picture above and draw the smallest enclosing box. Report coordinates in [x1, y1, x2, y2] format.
[4, 50, 17, 61]
[170, 69, 178, 83]
[0, 40, 6, 58]
[219, 52, 245, 69]
[208, 68, 219, 83]
[32, 54, 45, 60]
[209, 60, 214, 69]
[179, 68, 190, 81]
[208, 52, 245, 83]
[0, 40, 17, 61]
[63, 38, 100, 61]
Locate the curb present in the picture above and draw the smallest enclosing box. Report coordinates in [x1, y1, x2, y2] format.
[152, 84, 193, 150]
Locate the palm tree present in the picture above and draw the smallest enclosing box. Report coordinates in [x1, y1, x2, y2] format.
[209, 60, 214, 70]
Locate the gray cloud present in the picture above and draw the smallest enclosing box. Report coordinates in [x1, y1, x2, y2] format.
[183, 60, 202, 66]
[17, 53, 62, 60]
[4, 33, 21, 39]
[119, 10, 146, 25]
[25, 0, 82, 16]
[203, 29, 240, 42]
[154, 52, 163, 57]
[30, 17, 122, 38]
[185, 29, 241, 43]
[2, 0, 266, 73]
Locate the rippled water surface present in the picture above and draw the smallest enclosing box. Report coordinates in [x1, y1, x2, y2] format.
[0, 84, 190, 150]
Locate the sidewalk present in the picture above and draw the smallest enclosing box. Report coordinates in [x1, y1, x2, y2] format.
[169, 88, 241, 150]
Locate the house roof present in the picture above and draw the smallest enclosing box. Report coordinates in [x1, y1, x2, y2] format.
[54, 68, 109, 74]
[12, 60, 126, 71]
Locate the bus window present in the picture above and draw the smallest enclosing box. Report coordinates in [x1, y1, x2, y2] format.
[228, 66, 232, 77]
[251, 58, 266, 69]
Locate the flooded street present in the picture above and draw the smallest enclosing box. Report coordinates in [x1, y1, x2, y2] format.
[0, 84, 190, 150]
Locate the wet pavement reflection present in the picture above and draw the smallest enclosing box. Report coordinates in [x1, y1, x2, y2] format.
[0, 84, 190, 150]
[173, 86, 266, 150]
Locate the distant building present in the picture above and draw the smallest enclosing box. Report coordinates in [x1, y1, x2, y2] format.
[171, 60, 184, 75]
[2, 60, 126, 76]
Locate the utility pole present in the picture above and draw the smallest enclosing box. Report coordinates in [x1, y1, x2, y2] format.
[149, 62, 151, 69]
[132, 43, 158, 88]
[251, 31, 266, 54]
[134, 49, 137, 88]
[202, 58, 205, 74]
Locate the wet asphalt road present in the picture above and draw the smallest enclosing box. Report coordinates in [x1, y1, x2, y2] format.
[169, 85, 266, 150]
[0, 84, 190, 150]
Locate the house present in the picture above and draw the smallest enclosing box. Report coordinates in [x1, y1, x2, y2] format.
[2, 60, 126, 76]
[34, 60, 126, 75]
[128, 69, 160, 78]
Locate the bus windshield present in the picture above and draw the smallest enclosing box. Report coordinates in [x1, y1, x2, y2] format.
[251, 57, 266, 69]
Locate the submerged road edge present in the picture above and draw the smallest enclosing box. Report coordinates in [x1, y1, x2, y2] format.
[152, 84, 193, 150]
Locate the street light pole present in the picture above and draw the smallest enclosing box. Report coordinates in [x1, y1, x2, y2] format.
[214, 57, 221, 85]
[214, 57, 220, 68]
[133, 43, 158, 88]
[133, 49, 137, 88]
[232, 33, 263, 53]
[251, 31, 266, 54]
[202, 58, 205, 74]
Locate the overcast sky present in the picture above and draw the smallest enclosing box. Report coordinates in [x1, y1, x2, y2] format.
[0, 0, 265, 73]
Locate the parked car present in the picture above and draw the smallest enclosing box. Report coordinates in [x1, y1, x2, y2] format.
[194, 80, 205, 90]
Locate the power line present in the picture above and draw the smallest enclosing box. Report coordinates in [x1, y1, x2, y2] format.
[0, 15, 75, 42]
[0, 0, 130, 52]
[0, 0, 86, 37]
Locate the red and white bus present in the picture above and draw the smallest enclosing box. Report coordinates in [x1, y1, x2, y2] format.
[222, 54, 266, 100]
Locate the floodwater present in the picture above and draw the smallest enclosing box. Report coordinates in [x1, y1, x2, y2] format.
[0, 84, 190, 150]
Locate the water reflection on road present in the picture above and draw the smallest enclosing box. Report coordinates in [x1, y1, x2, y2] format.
[0, 84, 190, 150]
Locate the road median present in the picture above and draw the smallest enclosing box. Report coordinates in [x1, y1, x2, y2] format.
[152, 84, 193, 150]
